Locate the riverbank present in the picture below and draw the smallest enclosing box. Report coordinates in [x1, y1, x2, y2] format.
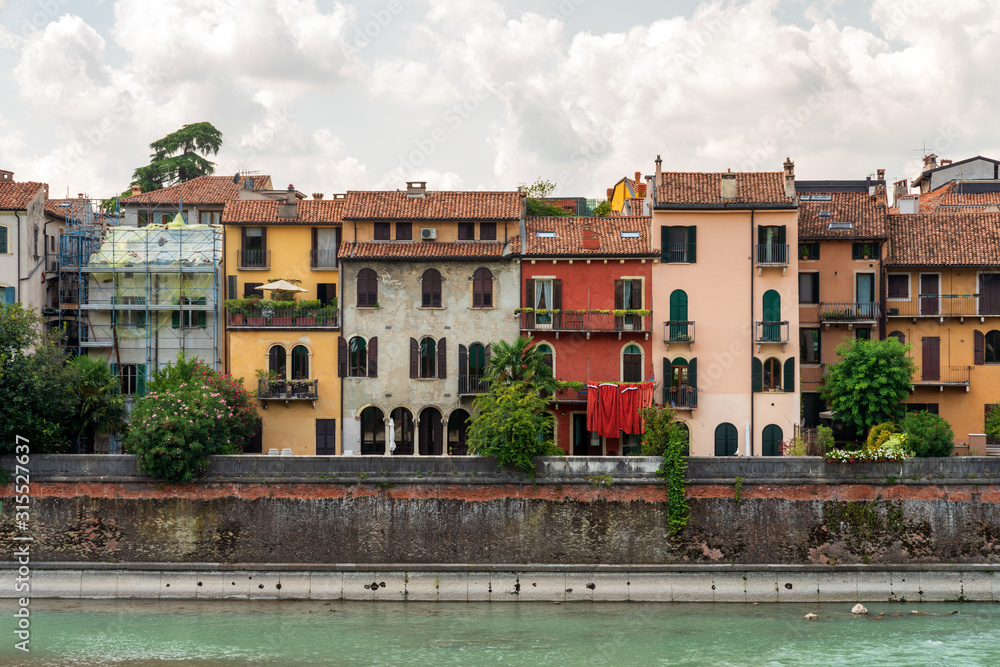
[1, 563, 997, 602]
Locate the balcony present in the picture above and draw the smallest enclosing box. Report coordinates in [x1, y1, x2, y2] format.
[258, 379, 318, 407]
[663, 321, 695, 349]
[664, 243, 691, 264]
[913, 365, 972, 391]
[819, 302, 880, 327]
[311, 249, 339, 270]
[754, 321, 790, 351]
[666, 386, 698, 410]
[886, 295, 999, 321]
[237, 249, 270, 270]
[519, 310, 651, 339]
[755, 244, 789, 273]
[227, 307, 340, 329]
[458, 374, 490, 396]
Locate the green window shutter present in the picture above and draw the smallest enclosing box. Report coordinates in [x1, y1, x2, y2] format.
[137, 364, 146, 396]
[714, 425, 725, 456]
[669, 289, 688, 322]
[660, 226, 670, 262]
[689, 357, 697, 390]
[198, 311, 207, 328]
[686, 226, 697, 263]
[763, 289, 781, 322]
[783, 358, 794, 393]
[752, 357, 763, 392]
[3, 286, 13, 304]
[777, 225, 786, 245]
[0, 227, 7, 254]
[227, 275, 237, 300]
[171, 310, 180, 328]
[662, 357, 670, 403]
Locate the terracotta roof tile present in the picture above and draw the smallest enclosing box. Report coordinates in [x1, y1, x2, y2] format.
[343, 190, 523, 221]
[523, 216, 654, 257]
[655, 172, 794, 207]
[798, 191, 888, 240]
[339, 240, 513, 261]
[120, 175, 272, 205]
[0, 182, 45, 210]
[222, 199, 344, 224]
[887, 213, 1000, 266]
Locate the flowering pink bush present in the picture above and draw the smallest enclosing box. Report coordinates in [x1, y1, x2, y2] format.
[124, 356, 261, 483]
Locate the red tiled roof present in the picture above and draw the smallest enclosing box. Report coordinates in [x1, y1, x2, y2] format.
[223, 199, 344, 224]
[887, 213, 1000, 266]
[120, 175, 273, 205]
[656, 172, 794, 207]
[338, 240, 513, 261]
[916, 181, 1000, 212]
[343, 190, 523, 221]
[798, 191, 888, 240]
[523, 216, 654, 256]
[0, 182, 45, 210]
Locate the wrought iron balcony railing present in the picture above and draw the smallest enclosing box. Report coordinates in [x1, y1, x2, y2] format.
[754, 321, 790, 344]
[519, 311, 650, 334]
[258, 379, 319, 401]
[458, 374, 490, 396]
[819, 302, 880, 322]
[227, 308, 340, 329]
[665, 386, 698, 409]
[237, 249, 270, 269]
[886, 295, 1000, 318]
[663, 320, 695, 346]
[755, 243, 789, 266]
[310, 249, 338, 269]
[914, 365, 972, 386]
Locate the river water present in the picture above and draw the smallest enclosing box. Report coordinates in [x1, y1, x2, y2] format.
[2, 600, 999, 666]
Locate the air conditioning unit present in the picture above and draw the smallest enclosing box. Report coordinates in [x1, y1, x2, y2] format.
[420, 227, 437, 241]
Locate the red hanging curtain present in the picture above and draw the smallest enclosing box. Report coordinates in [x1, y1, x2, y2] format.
[619, 385, 639, 435]
[598, 383, 621, 438]
[586, 383, 599, 433]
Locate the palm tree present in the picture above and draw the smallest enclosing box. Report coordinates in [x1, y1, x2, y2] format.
[483, 336, 562, 395]
[68, 356, 127, 453]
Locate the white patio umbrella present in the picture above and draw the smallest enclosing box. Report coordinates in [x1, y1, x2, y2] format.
[256, 280, 308, 293]
[387, 416, 397, 454]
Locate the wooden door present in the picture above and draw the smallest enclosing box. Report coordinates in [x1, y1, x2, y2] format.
[922, 337, 940, 381]
[980, 273, 1000, 315]
[920, 275, 939, 315]
[315, 419, 337, 455]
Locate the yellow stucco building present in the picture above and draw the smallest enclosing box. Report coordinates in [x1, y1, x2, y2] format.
[222, 189, 343, 454]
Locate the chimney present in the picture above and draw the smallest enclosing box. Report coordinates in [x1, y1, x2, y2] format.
[876, 168, 885, 181]
[606, 187, 614, 200]
[312, 192, 324, 200]
[636, 183, 646, 197]
[581, 224, 600, 250]
[923, 153, 938, 171]
[898, 194, 919, 215]
[0, 169, 13, 183]
[721, 172, 737, 200]
[43, 184, 49, 200]
[941, 159, 953, 167]
[78, 193, 85, 199]
[893, 179, 909, 204]
[782, 157, 795, 198]
[406, 181, 427, 197]
[277, 184, 298, 219]
[653, 155, 662, 206]
[875, 184, 887, 208]
[634, 171, 641, 183]
[130, 182, 142, 196]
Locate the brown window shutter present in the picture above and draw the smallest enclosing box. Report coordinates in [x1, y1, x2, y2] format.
[311, 227, 317, 251]
[241, 226, 247, 251]
[975, 330, 985, 365]
[525, 279, 535, 328]
[614, 279, 624, 310]
[438, 337, 447, 379]
[368, 337, 378, 377]
[337, 336, 347, 377]
[458, 344, 468, 380]
[261, 227, 267, 253]
[553, 279, 562, 309]
[410, 338, 418, 378]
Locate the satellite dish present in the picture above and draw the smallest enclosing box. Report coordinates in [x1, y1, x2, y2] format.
[244, 177, 254, 190]
[233, 173, 240, 184]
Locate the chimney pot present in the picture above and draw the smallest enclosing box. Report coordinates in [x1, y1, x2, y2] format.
[286, 185, 296, 205]
[634, 171, 641, 183]
[923, 154, 939, 170]
[941, 159, 953, 167]
[637, 183, 646, 197]
[782, 157, 795, 198]
[0, 169, 13, 182]
[78, 193, 84, 199]
[606, 187, 614, 200]
[406, 181, 427, 197]
[721, 173, 738, 200]
[130, 182, 142, 196]
[877, 168, 885, 181]
[312, 193, 324, 200]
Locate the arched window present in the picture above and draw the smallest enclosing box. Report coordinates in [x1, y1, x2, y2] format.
[291, 345, 309, 380]
[473, 267, 493, 308]
[349, 336, 367, 377]
[422, 269, 442, 308]
[448, 409, 471, 455]
[714, 423, 738, 456]
[623, 344, 642, 382]
[360, 406, 385, 455]
[762, 424, 783, 456]
[357, 268, 378, 307]
[987, 330, 1000, 363]
[268, 345, 286, 378]
[762, 289, 781, 341]
[536, 343, 554, 375]
[763, 357, 782, 391]
[419, 337, 437, 378]
[889, 330, 906, 345]
[469, 343, 487, 377]
[390, 407, 414, 455]
[418, 406, 444, 455]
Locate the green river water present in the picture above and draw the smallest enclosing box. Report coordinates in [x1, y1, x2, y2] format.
[2, 600, 998, 666]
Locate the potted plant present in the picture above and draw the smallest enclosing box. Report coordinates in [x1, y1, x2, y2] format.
[224, 299, 246, 325]
[255, 368, 280, 398]
[270, 300, 295, 327]
[245, 296, 266, 326]
[295, 299, 321, 326]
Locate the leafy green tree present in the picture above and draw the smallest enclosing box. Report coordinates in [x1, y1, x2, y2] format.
[0, 304, 77, 452]
[467, 381, 561, 472]
[593, 199, 612, 217]
[901, 410, 955, 457]
[482, 335, 563, 395]
[523, 177, 573, 217]
[986, 404, 1000, 443]
[820, 337, 915, 437]
[129, 122, 223, 193]
[124, 353, 260, 483]
[67, 356, 127, 454]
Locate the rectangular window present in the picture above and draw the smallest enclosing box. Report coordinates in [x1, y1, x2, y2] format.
[317, 283, 337, 307]
[799, 243, 819, 260]
[852, 242, 877, 260]
[458, 222, 475, 240]
[906, 403, 939, 415]
[798, 272, 819, 304]
[373, 222, 391, 240]
[480, 222, 497, 241]
[395, 222, 412, 241]
[243, 282, 262, 298]
[0, 226, 7, 253]
[661, 225, 696, 263]
[313, 228, 339, 268]
[855, 327, 871, 340]
[160, 211, 187, 225]
[114, 297, 147, 327]
[199, 210, 222, 225]
[800, 328, 820, 364]
[888, 274, 909, 299]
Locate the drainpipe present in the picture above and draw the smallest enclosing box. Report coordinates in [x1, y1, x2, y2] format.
[749, 209, 755, 456]
[15, 211, 21, 303]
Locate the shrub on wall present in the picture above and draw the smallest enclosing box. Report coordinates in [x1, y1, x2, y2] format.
[124, 353, 261, 483]
[900, 410, 955, 458]
[467, 381, 562, 473]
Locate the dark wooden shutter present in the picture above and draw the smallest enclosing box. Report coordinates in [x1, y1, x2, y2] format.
[975, 330, 985, 365]
[227, 275, 237, 300]
[410, 338, 418, 378]
[783, 358, 795, 393]
[811, 274, 820, 303]
[752, 357, 763, 392]
[660, 226, 669, 262]
[686, 226, 697, 263]
[663, 357, 670, 403]
[525, 279, 535, 328]
[241, 227, 247, 254]
[688, 358, 697, 390]
[368, 336, 378, 378]
[338, 336, 347, 377]
[438, 337, 447, 379]
[311, 227, 317, 253]
[356, 270, 366, 307]
[777, 225, 786, 245]
[614, 279, 624, 309]
[260, 227, 267, 253]
[922, 337, 940, 381]
[172, 309, 180, 328]
[473, 270, 483, 308]
[552, 279, 562, 328]
[459, 344, 468, 388]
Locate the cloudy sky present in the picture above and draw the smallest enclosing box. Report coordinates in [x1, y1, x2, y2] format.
[1, 0, 998, 200]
